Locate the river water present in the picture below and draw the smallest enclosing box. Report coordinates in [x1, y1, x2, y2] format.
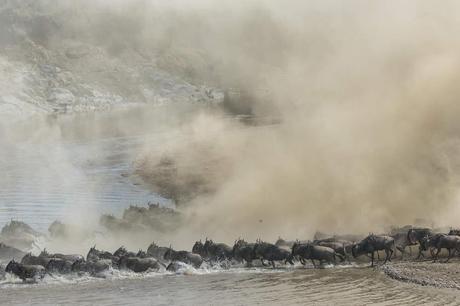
[1, 108, 460, 305]
[1, 266, 459, 305]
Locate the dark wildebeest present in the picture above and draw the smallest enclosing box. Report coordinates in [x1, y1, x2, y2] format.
[432, 234, 460, 262]
[448, 229, 460, 236]
[163, 248, 203, 268]
[232, 239, 256, 266]
[203, 239, 233, 261]
[417, 234, 444, 259]
[313, 239, 348, 262]
[192, 240, 206, 258]
[40, 249, 83, 263]
[113, 246, 136, 259]
[71, 259, 111, 275]
[390, 232, 416, 259]
[45, 258, 73, 274]
[253, 241, 294, 268]
[86, 246, 118, 264]
[275, 237, 296, 249]
[292, 242, 343, 267]
[407, 228, 434, 258]
[352, 234, 394, 266]
[21, 253, 53, 267]
[5, 259, 45, 282]
[118, 256, 162, 272]
[147, 242, 170, 260]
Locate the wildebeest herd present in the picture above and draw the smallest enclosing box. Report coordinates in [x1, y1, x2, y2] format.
[3, 226, 460, 283]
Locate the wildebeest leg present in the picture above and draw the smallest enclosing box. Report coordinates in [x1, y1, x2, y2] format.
[384, 249, 390, 264]
[261, 259, 268, 266]
[433, 248, 441, 262]
[300, 258, 306, 265]
[371, 252, 375, 267]
[271, 261, 275, 269]
[445, 249, 452, 263]
[311, 259, 316, 268]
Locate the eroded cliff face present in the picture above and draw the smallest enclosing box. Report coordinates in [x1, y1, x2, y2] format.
[0, 0, 223, 120]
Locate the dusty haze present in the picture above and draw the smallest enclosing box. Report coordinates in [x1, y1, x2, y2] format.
[3, 0, 460, 250]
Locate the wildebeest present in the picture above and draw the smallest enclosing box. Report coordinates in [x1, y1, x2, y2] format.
[313, 239, 348, 262]
[202, 239, 233, 261]
[71, 258, 111, 275]
[192, 240, 206, 258]
[45, 258, 73, 274]
[118, 256, 162, 272]
[113, 246, 136, 259]
[163, 248, 203, 268]
[352, 235, 394, 266]
[275, 237, 296, 249]
[253, 240, 294, 268]
[40, 249, 83, 263]
[5, 259, 45, 282]
[448, 229, 460, 236]
[232, 239, 256, 266]
[407, 228, 434, 250]
[86, 246, 117, 264]
[21, 253, 52, 267]
[390, 232, 416, 259]
[147, 242, 170, 260]
[292, 242, 343, 267]
[432, 234, 460, 262]
[417, 234, 444, 259]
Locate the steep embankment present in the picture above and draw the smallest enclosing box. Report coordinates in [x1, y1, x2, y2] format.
[0, 0, 223, 120]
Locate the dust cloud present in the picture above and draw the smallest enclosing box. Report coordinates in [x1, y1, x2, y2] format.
[4, 0, 460, 250]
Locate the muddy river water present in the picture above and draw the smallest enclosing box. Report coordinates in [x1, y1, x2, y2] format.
[1, 108, 460, 305]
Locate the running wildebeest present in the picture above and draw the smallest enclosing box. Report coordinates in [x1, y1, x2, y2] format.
[232, 239, 256, 266]
[147, 242, 170, 260]
[352, 234, 394, 266]
[163, 248, 203, 268]
[71, 258, 111, 275]
[253, 240, 294, 268]
[40, 249, 83, 263]
[192, 240, 206, 258]
[292, 242, 343, 267]
[21, 253, 52, 267]
[417, 234, 444, 259]
[448, 229, 460, 236]
[203, 239, 233, 261]
[118, 256, 162, 272]
[113, 246, 136, 259]
[390, 232, 416, 259]
[87, 246, 118, 264]
[5, 259, 45, 282]
[313, 239, 348, 262]
[407, 228, 434, 256]
[432, 234, 460, 262]
[45, 258, 73, 274]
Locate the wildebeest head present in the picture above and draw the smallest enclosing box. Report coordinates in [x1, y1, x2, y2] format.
[113, 246, 128, 258]
[449, 229, 460, 236]
[5, 259, 20, 274]
[192, 241, 204, 255]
